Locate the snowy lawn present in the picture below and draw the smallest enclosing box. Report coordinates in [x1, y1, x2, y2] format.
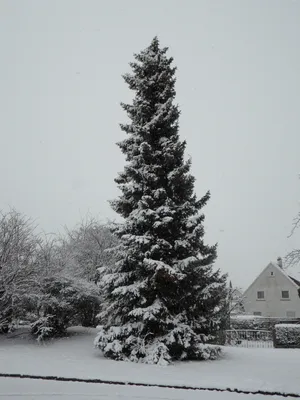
[0, 326, 299, 396]
[0, 378, 287, 400]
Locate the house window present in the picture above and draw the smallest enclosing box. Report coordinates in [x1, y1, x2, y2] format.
[257, 291, 265, 300]
[281, 290, 290, 299]
[253, 311, 262, 316]
[286, 311, 296, 318]
[270, 271, 274, 276]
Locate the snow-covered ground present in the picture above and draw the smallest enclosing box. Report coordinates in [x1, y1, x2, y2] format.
[0, 326, 299, 398]
[0, 378, 287, 400]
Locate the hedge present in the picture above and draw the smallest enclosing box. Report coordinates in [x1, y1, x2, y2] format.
[274, 324, 300, 348]
[230, 315, 300, 331]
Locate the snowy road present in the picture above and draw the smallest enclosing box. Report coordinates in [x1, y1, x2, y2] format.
[0, 378, 288, 400]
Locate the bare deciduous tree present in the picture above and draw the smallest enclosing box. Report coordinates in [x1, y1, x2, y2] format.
[285, 198, 300, 268]
[0, 209, 40, 330]
[60, 217, 119, 283]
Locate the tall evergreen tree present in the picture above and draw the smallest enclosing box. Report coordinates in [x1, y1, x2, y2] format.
[95, 37, 227, 365]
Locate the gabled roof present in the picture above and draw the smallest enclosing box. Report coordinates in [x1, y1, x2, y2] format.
[243, 261, 300, 296]
[289, 275, 300, 287]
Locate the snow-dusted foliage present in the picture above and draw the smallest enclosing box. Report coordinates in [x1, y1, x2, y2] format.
[30, 219, 115, 330]
[31, 316, 55, 341]
[230, 315, 267, 331]
[231, 316, 300, 332]
[30, 274, 101, 339]
[274, 324, 300, 348]
[95, 37, 227, 364]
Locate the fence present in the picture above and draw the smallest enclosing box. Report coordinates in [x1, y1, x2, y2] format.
[225, 329, 273, 348]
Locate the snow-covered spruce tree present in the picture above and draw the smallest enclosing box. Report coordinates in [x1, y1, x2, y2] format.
[95, 37, 227, 365]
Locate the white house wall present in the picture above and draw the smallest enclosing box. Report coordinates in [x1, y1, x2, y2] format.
[243, 263, 300, 318]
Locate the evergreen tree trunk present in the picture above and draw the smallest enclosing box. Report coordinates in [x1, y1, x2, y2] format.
[95, 37, 227, 365]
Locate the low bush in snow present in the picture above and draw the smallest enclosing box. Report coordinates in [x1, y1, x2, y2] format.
[230, 315, 300, 331]
[30, 275, 101, 340]
[0, 316, 13, 334]
[274, 324, 300, 348]
[230, 315, 268, 331]
[31, 316, 56, 341]
[94, 324, 221, 366]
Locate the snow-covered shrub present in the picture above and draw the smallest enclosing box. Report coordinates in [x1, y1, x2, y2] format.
[31, 316, 55, 341]
[66, 278, 102, 327]
[33, 233, 104, 328]
[274, 324, 300, 348]
[94, 324, 221, 365]
[231, 315, 300, 331]
[230, 315, 268, 330]
[0, 316, 11, 333]
[30, 275, 101, 340]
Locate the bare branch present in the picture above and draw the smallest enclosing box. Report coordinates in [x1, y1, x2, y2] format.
[285, 249, 300, 269]
[288, 210, 300, 238]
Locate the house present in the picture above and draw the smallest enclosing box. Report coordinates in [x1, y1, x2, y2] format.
[243, 257, 300, 318]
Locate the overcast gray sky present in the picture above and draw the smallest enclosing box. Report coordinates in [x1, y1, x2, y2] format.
[1, 0, 300, 288]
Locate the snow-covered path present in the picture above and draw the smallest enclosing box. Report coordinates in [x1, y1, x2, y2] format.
[0, 327, 299, 396]
[0, 378, 287, 400]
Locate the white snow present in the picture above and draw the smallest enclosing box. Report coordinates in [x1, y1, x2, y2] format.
[112, 279, 148, 296]
[128, 298, 164, 320]
[0, 378, 286, 400]
[0, 326, 299, 396]
[177, 256, 198, 268]
[232, 315, 264, 320]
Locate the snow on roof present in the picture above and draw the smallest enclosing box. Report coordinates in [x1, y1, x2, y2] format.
[289, 275, 300, 287]
[269, 261, 300, 288]
[243, 261, 300, 295]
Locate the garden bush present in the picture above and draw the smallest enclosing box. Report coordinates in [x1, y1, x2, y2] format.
[230, 315, 300, 331]
[274, 324, 300, 348]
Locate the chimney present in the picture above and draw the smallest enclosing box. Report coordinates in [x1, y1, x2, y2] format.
[277, 256, 283, 269]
